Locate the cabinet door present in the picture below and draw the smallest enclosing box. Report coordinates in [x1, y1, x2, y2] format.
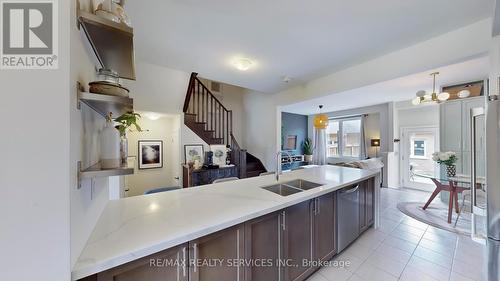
[365, 179, 374, 226]
[244, 212, 281, 281]
[96, 243, 188, 281]
[462, 97, 485, 152]
[283, 200, 314, 281]
[359, 179, 375, 233]
[189, 225, 244, 281]
[440, 101, 463, 153]
[313, 192, 336, 262]
[359, 182, 367, 232]
[359, 181, 368, 233]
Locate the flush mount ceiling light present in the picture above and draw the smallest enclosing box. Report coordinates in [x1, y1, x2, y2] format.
[144, 112, 161, 121]
[458, 88, 471, 98]
[233, 58, 253, 71]
[412, 72, 450, 106]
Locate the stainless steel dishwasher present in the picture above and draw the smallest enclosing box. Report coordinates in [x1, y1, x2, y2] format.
[337, 184, 360, 252]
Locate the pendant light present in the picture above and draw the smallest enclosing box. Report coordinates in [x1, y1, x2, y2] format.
[313, 105, 329, 129]
[412, 72, 450, 105]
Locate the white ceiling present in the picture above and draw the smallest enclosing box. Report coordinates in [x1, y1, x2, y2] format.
[281, 56, 489, 115]
[127, 0, 493, 93]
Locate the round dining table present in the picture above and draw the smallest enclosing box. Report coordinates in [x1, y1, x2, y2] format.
[416, 173, 485, 224]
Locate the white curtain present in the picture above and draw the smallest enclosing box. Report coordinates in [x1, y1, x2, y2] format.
[360, 115, 368, 159]
[313, 128, 327, 165]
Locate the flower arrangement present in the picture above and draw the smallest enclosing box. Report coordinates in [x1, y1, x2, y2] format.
[432, 151, 458, 166]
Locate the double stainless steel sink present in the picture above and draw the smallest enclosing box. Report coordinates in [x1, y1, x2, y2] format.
[261, 179, 323, 196]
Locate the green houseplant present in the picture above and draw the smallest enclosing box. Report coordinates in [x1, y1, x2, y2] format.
[303, 138, 313, 163]
[114, 112, 143, 165]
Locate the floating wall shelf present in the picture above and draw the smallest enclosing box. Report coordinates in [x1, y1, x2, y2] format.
[77, 82, 133, 118]
[77, 161, 134, 189]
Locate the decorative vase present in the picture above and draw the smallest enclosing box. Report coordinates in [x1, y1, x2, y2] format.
[304, 154, 313, 163]
[446, 165, 456, 177]
[120, 135, 128, 165]
[100, 113, 120, 169]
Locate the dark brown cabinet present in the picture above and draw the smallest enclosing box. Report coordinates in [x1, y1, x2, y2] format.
[359, 178, 375, 233]
[189, 225, 245, 281]
[77, 177, 375, 281]
[282, 200, 314, 281]
[313, 192, 336, 262]
[95, 243, 189, 281]
[282, 192, 337, 281]
[244, 212, 282, 281]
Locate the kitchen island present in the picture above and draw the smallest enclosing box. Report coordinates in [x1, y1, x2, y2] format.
[73, 165, 380, 281]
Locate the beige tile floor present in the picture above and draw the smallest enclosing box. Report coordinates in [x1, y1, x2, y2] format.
[307, 188, 487, 281]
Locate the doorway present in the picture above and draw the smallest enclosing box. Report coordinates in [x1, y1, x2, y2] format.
[401, 126, 439, 192]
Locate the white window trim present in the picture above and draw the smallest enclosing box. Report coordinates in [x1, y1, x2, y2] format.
[326, 116, 362, 160]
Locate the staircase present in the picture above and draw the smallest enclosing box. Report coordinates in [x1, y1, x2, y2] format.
[183, 73, 267, 178]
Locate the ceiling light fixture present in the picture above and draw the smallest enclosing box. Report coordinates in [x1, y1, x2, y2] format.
[412, 72, 449, 106]
[313, 105, 329, 129]
[458, 89, 471, 98]
[233, 58, 253, 71]
[144, 112, 161, 121]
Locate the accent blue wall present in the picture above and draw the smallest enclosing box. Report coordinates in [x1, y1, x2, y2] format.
[281, 112, 308, 155]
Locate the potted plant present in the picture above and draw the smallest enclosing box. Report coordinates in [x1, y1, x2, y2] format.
[303, 138, 313, 163]
[114, 111, 142, 165]
[432, 151, 458, 177]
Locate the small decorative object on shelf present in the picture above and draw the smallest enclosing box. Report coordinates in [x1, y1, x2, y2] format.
[100, 112, 121, 169]
[303, 138, 313, 163]
[114, 111, 142, 165]
[432, 151, 458, 177]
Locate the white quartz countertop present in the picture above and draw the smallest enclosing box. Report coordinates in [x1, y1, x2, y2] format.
[72, 165, 379, 280]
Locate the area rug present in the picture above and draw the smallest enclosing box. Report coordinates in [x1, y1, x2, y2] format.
[397, 201, 486, 236]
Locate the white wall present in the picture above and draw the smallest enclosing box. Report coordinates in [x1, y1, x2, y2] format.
[123, 62, 259, 165]
[125, 115, 181, 196]
[0, 1, 71, 280]
[304, 104, 391, 185]
[244, 19, 490, 177]
[199, 78, 249, 147]
[392, 102, 440, 187]
[365, 113, 381, 158]
[70, 0, 123, 268]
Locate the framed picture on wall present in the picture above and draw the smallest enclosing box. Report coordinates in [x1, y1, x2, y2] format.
[184, 144, 204, 164]
[138, 140, 163, 169]
[210, 145, 227, 166]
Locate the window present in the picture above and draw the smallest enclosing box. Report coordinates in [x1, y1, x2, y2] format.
[326, 117, 362, 158]
[411, 139, 426, 158]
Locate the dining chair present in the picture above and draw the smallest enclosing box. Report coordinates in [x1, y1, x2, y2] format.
[212, 177, 239, 183]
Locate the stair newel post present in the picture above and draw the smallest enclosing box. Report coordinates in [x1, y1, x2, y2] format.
[226, 110, 229, 145]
